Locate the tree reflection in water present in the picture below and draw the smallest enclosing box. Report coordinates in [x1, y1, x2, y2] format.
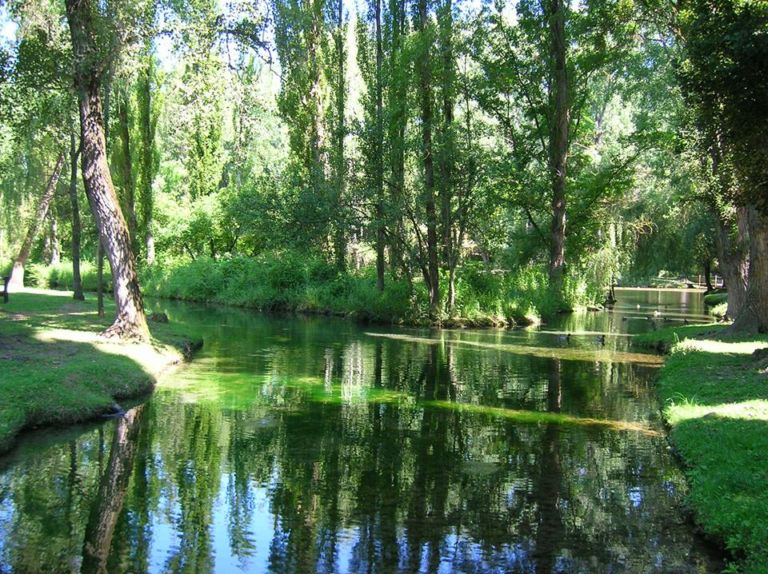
[0, 296, 720, 573]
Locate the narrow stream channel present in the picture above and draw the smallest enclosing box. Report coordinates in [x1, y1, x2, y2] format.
[0, 288, 721, 573]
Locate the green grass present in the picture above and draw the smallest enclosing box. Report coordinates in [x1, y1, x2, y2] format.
[645, 326, 768, 573]
[0, 290, 200, 454]
[634, 323, 726, 352]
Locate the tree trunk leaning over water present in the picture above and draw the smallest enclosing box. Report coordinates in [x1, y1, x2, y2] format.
[8, 153, 65, 291]
[66, 0, 149, 341]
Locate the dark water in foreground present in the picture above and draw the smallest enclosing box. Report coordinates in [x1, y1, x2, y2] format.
[0, 289, 719, 573]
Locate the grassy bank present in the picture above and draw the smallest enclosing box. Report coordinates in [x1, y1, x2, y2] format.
[0, 289, 200, 454]
[137, 255, 594, 326]
[639, 325, 768, 573]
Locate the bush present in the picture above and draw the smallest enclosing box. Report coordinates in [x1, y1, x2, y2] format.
[141, 253, 605, 326]
[25, 261, 113, 292]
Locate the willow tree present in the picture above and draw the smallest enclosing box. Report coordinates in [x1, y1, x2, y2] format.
[65, 0, 149, 340]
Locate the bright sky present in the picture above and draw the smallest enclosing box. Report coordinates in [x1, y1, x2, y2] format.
[0, 6, 18, 47]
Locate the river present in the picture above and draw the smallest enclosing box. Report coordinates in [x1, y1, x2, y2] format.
[0, 288, 720, 573]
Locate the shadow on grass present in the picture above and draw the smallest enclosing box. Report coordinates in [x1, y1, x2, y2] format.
[673, 416, 768, 573]
[655, 335, 768, 573]
[0, 290, 195, 455]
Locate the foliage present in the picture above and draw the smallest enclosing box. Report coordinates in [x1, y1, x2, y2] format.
[25, 260, 113, 292]
[140, 252, 574, 325]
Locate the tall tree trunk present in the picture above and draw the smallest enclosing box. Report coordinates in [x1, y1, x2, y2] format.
[44, 209, 61, 266]
[333, 0, 347, 272]
[547, 0, 569, 303]
[97, 239, 105, 317]
[703, 259, 713, 292]
[374, 0, 386, 292]
[66, 0, 149, 340]
[117, 87, 138, 255]
[730, 208, 768, 334]
[69, 128, 85, 300]
[8, 153, 65, 291]
[308, 0, 326, 217]
[137, 45, 157, 266]
[716, 207, 749, 320]
[415, 0, 440, 318]
[387, 0, 408, 283]
[439, 0, 455, 312]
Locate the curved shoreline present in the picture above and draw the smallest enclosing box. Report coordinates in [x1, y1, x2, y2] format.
[0, 289, 202, 456]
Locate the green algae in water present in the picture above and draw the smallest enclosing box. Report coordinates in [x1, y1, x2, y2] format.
[0, 290, 721, 573]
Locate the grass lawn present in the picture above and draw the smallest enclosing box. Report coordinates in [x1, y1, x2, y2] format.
[638, 325, 768, 573]
[0, 289, 200, 454]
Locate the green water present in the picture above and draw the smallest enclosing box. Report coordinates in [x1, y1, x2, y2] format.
[0, 289, 719, 573]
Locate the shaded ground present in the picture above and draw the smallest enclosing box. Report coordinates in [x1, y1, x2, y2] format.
[0, 289, 201, 454]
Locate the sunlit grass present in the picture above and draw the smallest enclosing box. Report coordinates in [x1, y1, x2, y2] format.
[0, 289, 197, 453]
[665, 399, 768, 426]
[645, 325, 768, 573]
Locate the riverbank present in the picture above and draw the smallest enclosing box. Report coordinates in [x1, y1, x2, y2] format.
[636, 325, 768, 573]
[136, 256, 567, 327]
[0, 289, 201, 455]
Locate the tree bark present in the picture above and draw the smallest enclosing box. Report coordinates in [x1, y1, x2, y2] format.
[97, 239, 105, 318]
[715, 206, 749, 319]
[388, 0, 408, 284]
[332, 0, 347, 273]
[137, 46, 157, 266]
[70, 128, 85, 300]
[703, 259, 713, 292]
[547, 0, 569, 303]
[8, 153, 65, 291]
[439, 0, 455, 313]
[374, 0, 386, 292]
[46, 209, 61, 266]
[117, 87, 138, 254]
[66, 0, 149, 340]
[730, 208, 768, 334]
[415, 0, 440, 318]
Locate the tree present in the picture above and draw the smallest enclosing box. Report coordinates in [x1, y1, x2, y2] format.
[414, 0, 440, 317]
[136, 40, 159, 266]
[65, 0, 149, 340]
[68, 126, 85, 300]
[678, 0, 768, 332]
[357, 0, 386, 289]
[7, 152, 65, 290]
[546, 0, 568, 302]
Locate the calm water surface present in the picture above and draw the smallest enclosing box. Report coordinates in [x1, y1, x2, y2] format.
[0, 289, 719, 573]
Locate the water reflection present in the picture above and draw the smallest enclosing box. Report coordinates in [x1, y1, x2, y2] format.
[0, 290, 719, 572]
